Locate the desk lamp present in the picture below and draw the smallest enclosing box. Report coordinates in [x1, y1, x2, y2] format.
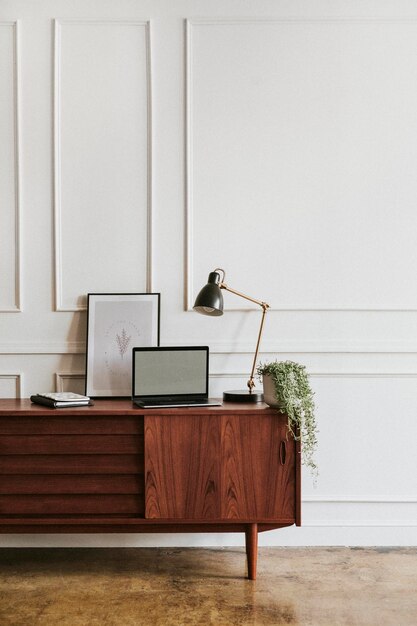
[193, 268, 270, 402]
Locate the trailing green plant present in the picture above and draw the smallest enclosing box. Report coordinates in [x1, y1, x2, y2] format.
[257, 360, 318, 480]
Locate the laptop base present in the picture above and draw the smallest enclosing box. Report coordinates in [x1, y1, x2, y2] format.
[133, 398, 222, 409]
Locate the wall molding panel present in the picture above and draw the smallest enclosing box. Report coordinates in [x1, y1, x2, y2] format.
[0, 342, 84, 354]
[4, 340, 417, 355]
[53, 19, 152, 311]
[166, 338, 417, 354]
[0, 21, 21, 312]
[0, 374, 22, 398]
[211, 372, 417, 379]
[304, 495, 417, 503]
[55, 372, 85, 393]
[185, 18, 417, 311]
[302, 520, 417, 528]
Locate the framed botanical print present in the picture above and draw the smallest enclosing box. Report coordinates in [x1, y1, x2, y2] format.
[85, 293, 160, 397]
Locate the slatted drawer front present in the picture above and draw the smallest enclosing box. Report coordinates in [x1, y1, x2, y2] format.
[0, 435, 142, 454]
[0, 495, 143, 515]
[0, 416, 145, 518]
[0, 416, 143, 435]
[0, 454, 143, 474]
[1, 475, 142, 494]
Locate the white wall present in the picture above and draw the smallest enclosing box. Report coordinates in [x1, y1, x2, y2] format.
[1, 0, 417, 547]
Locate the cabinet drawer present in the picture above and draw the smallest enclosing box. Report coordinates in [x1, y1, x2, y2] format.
[0, 416, 143, 435]
[0, 419, 146, 518]
[0, 475, 143, 494]
[0, 494, 143, 515]
[0, 454, 143, 474]
[0, 435, 142, 455]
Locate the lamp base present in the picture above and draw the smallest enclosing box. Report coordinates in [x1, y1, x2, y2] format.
[223, 390, 264, 403]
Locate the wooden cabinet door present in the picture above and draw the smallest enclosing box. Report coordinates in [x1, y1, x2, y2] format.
[144, 415, 220, 519]
[220, 414, 295, 521]
[144, 413, 295, 521]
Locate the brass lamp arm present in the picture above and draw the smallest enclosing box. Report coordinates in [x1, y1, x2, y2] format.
[214, 268, 270, 309]
[247, 303, 268, 392]
[217, 276, 270, 393]
[219, 282, 269, 310]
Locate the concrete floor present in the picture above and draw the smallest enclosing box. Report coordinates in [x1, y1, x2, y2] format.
[0, 547, 416, 625]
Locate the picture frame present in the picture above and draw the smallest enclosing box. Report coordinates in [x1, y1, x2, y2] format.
[85, 293, 160, 398]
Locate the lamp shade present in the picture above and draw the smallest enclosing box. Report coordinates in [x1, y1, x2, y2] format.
[193, 271, 224, 316]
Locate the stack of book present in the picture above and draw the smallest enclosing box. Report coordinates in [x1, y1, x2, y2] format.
[30, 392, 93, 408]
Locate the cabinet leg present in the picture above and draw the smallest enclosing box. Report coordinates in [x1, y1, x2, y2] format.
[245, 523, 258, 580]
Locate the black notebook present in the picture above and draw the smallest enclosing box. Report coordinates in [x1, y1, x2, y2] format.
[30, 393, 93, 408]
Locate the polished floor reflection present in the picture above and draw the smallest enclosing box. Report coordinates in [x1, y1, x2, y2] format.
[0, 547, 416, 625]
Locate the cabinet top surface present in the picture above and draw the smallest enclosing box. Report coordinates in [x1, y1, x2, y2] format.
[0, 399, 279, 416]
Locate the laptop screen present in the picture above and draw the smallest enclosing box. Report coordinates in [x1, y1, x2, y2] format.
[132, 347, 208, 397]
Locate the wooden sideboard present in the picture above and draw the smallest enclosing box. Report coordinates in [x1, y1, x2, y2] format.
[0, 400, 301, 579]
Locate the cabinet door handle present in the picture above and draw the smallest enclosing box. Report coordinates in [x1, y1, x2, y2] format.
[279, 440, 287, 465]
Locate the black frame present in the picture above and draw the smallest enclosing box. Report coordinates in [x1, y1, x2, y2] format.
[132, 346, 209, 400]
[85, 292, 160, 398]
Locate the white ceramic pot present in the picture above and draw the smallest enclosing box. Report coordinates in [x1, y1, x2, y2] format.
[262, 374, 285, 409]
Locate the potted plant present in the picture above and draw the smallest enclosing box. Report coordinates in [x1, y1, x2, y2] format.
[257, 360, 318, 479]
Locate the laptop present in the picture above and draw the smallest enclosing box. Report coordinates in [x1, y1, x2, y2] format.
[132, 346, 222, 408]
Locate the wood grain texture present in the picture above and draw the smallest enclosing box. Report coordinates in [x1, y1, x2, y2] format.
[0, 494, 143, 515]
[0, 522, 292, 533]
[0, 454, 144, 474]
[0, 517, 292, 528]
[0, 435, 142, 455]
[0, 399, 275, 416]
[0, 475, 142, 495]
[295, 434, 302, 526]
[245, 523, 258, 580]
[145, 415, 220, 519]
[145, 413, 296, 522]
[221, 414, 295, 520]
[0, 399, 300, 575]
[0, 416, 144, 435]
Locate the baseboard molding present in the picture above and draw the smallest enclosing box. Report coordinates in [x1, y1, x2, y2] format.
[303, 495, 417, 503]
